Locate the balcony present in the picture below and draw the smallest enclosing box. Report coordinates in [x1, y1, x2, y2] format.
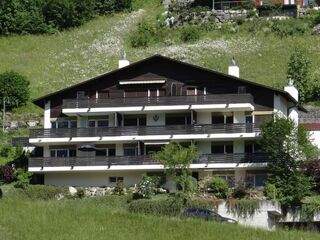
[28, 153, 269, 168]
[29, 123, 260, 139]
[62, 94, 254, 113]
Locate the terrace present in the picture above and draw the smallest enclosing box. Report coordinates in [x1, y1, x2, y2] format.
[28, 153, 269, 168]
[29, 123, 260, 139]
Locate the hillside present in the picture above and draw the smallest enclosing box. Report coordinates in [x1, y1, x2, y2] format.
[0, 0, 319, 112]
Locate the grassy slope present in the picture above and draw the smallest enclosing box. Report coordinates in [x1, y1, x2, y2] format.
[0, 197, 319, 240]
[0, 1, 319, 105]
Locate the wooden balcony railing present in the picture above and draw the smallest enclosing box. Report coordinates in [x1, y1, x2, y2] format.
[62, 94, 254, 109]
[29, 123, 260, 139]
[28, 153, 269, 168]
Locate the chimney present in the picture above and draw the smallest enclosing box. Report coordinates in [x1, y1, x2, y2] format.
[118, 51, 130, 69]
[228, 56, 239, 78]
[284, 79, 299, 102]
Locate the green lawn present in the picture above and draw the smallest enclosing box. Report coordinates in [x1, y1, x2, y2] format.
[0, 197, 319, 240]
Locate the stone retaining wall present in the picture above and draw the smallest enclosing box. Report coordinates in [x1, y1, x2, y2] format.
[167, 9, 249, 26]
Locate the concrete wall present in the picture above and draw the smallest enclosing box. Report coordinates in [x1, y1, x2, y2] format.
[233, 140, 244, 153]
[45, 171, 143, 187]
[274, 94, 288, 118]
[233, 111, 245, 123]
[217, 200, 281, 230]
[197, 112, 211, 124]
[197, 141, 211, 154]
[147, 113, 165, 126]
[309, 131, 320, 149]
[44, 171, 176, 190]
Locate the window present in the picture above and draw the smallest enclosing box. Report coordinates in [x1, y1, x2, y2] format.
[186, 88, 196, 96]
[216, 175, 235, 187]
[109, 177, 124, 183]
[123, 115, 146, 126]
[50, 149, 75, 158]
[245, 115, 253, 123]
[166, 114, 191, 125]
[246, 174, 267, 188]
[96, 149, 107, 156]
[212, 142, 233, 154]
[212, 115, 224, 124]
[58, 121, 68, 128]
[51, 120, 77, 129]
[96, 148, 116, 157]
[77, 91, 86, 99]
[212, 113, 233, 124]
[88, 119, 109, 128]
[124, 147, 137, 156]
[245, 142, 262, 153]
[238, 86, 246, 94]
[97, 90, 109, 99]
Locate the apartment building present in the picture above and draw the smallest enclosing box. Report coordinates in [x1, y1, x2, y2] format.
[28, 55, 301, 190]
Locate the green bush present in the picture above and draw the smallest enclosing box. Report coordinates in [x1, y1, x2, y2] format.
[129, 20, 157, 48]
[226, 199, 260, 218]
[42, 0, 95, 30]
[208, 177, 230, 199]
[14, 168, 32, 189]
[14, 185, 68, 200]
[313, 12, 320, 26]
[301, 196, 320, 221]
[185, 198, 222, 211]
[128, 197, 183, 216]
[179, 25, 201, 42]
[135, 175, 156, 199]
[264, 183, 277, 200]
[0, 71, 30, 111]
[113, 181, 126, 195]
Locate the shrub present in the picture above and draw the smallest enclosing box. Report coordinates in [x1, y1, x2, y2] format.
[113, 181, 126, 195]
[128, 197, 183, 216]
[232, 183, 247, 199]
[0, 144, 15, 158]
[134, 175, 156, 199]
[0, 71, 30, 111]
[264, 183, 277, 200]
[14, 168, 32, 189]
[42, 0, 95, 30]
[14, 185, 68, 200]
[301, 196, 320, 221]
[208, 177, 230, 199]
[185, 198, 222, 211]
[313, 12, 320, 26]
[129, 20, 156, 48]
[176, 171, 197, 193]
[76, 188, 85, 198]
[0, 165, 15, 184]
[226, 198, 260, 218]
[179, 25, 201, 42]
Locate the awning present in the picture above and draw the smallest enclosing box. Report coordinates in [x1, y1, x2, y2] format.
[119, 80, 166, 85]
[144, 141, 170, 145]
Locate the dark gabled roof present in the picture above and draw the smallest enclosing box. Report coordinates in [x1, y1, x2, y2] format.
[33, 54, 305, 111]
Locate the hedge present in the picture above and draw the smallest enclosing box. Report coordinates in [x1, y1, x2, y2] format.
[128, 197, 183, 217]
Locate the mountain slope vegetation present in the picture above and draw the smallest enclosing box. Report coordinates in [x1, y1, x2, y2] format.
[0, 0, 319, 110]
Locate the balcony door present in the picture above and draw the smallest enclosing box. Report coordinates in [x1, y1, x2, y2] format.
[212, 113, 233, 124]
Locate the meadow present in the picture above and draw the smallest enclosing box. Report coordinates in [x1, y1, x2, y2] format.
[0, 0, 319, 105]
[1, 196, 320, 240]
